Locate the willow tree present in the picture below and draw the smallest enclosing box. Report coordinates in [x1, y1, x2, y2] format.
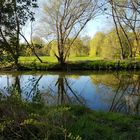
[90, 32, 105, 57]
[43, 0, 99, 66]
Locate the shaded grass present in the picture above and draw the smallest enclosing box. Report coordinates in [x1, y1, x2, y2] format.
[0, 94, 140, 140]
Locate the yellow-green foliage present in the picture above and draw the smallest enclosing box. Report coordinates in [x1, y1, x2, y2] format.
[49, 38, 89, 57]
[101, 29, 121, 59]
[69, 38, 89, 57]
[49, 40, 58, 56]
[89, 32, 105, 57]
[89, 28, 131, 59]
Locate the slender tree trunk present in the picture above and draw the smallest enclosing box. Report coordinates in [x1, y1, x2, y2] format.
[14, 76, 21, 97]
[57, 77, 65, 105]
[111, 0, 125, 60]
[113, 3, 133, 58]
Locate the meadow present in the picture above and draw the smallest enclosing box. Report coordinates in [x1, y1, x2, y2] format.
[19, 56, 102, 63]
[17, 56, 140, 71]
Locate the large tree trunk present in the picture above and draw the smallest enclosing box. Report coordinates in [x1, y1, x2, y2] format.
[58, 55, 66, 68]
[55, 51, 66, 68]
[13, 55, 20, 69]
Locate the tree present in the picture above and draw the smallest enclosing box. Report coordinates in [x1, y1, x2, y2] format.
[0, 0, 37, 68]
[90, 32, 105, 57]
[42, 0, 99, 67]
[89, 29, 130, 60]
[49, 38, 89, 57]
[106, 0, 140, 58]
[114, 0, 140, 56]
[31, 36, 45, 56]
[66, 38, 89, 57]
[102, 29, 122, 59]
[102, 28, 129, 59]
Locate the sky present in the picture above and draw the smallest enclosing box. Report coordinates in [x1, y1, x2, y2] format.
[22, 0, 113, 42]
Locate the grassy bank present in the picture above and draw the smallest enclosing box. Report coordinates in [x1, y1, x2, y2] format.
[0, 94, 140, 140]
[21, 59, 140, 71]
[19, 56, 100, 63]
[0, 56, 140, 71]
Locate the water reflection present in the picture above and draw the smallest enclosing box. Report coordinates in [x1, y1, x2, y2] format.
[109, 73, 140, 115]
[0, 72, 140, 115]
[54, 75, 85, 105]
[91, 73, 140, 115]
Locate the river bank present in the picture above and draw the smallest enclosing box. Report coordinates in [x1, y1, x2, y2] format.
[1, 97, 140, 140]
[0, 70, 140, 139]
[0, 59, 140, 71]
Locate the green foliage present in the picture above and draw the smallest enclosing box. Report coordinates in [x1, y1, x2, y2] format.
[49, 38, 89, 58]
[0, 0, 37, 66]
[0, 93, 140, 140]
[16, 56, 140, 71]
[90, 32, 105, 57]
[89, 28, 136, 60]
[69, 38, 89, 57]
[101, 29, 121, 59]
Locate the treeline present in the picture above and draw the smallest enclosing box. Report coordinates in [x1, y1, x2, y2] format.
[90, 28, 140, 59]
[0, 0, 140, 68]
[21, 26, 140, 60]
[20, 37, 90, 57]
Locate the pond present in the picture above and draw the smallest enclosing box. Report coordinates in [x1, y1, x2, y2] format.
[0, 71, 140, 115]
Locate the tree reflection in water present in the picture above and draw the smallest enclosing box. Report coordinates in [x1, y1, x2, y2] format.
[109, 73, 140, 115]
[0, 72, 140, 115]
[22, 75, 43, 100]
[0, 73, 85, 106]
[55, 75, 85, 105]
[91, 72, 140, 115]
[0, 74, 43, 101]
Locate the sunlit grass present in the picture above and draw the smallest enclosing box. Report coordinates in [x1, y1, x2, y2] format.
[17, 56, 140, 71]
[19, 56, 101, 63]
[19, 56, 140, 64]
[19, 56, 57, 63]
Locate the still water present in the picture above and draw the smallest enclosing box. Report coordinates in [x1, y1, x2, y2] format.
[0, 71, 140, 115]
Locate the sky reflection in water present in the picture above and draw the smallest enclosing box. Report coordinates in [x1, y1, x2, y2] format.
[0, 71, 140, 115]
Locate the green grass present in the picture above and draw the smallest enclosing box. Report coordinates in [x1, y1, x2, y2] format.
[18, 58, 140, 71]
[19, 56, 140, 63]
[19, 56, 101, 63]
[19, 56, 58, 63]
[0, 56, 139, 71]
[1, 93, 140, 140]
